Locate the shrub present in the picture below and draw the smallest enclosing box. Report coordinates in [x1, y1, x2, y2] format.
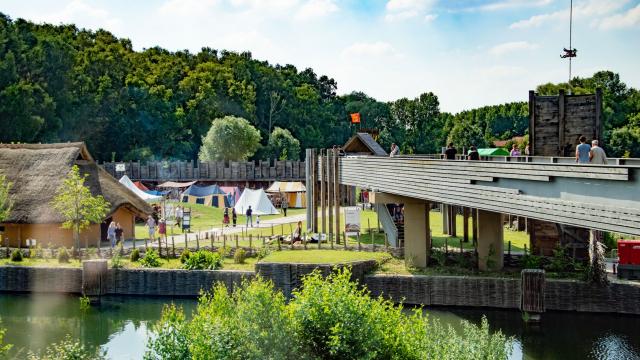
[140, 249, 162, 268]
[27, 334, 106, 359]
[57, 247, 70, 263]
[179, 249, 191, 264]
[111, 244, 124, 269]
[546, 244, 572, 272]
[216, 246, 231, 258]
[233, 248, 246, 264]
[130, 248, 140, 262]
[256, 246, 271, 260]
[87, 247, 98, 259]
[79, 295, 91, 311]
[520, 253, 542, 269]
[183, 250, 223, 270]
[10, 249, 23, 262]
[430, 249, 447, 267]
[0, 319, 11, 356]
[145, 268, 513, 360]
[34, 244, 44, 259]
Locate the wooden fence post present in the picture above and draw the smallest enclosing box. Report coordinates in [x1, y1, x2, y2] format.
[184, 233, 188, 251]
[196, 233, 200, 251]
[172, 235, 176, 258]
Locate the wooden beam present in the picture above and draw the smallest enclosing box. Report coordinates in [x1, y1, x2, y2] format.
[529, 90, 536, 155]
[334, 148, 341, 245]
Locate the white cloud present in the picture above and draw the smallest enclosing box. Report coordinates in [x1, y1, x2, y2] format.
[482, 65, 527, 78]
[158, 0, 218, 17]
[30, 0, 122, 32]
[423, 14, 437, 22]
[465, 0, 553, 12]
[489, 41, 539, 55]
[510, 0, 628, 29]
[597, 4, 640, 29]
[385, 0, 434, 22]
[295, 0, 339, 20]
[342, 41, 399, 58]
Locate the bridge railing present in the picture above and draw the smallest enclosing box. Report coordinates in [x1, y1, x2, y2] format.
[390, 154, 640, 167]
[100, 159, 306, 182]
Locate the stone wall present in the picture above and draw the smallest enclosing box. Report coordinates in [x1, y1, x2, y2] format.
[0, 267, 82, 293]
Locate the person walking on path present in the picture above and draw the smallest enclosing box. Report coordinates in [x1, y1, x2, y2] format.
[510, 144, 521, 157]
[175, 206, 183, 229]
[146, 216, 157, 245]
[590, 140, 608, 164]
[115, 223, 123, 245]
[107, 221, 117, 248]
[232, 208, 237, 227]
[282, 197, 289, 216]
[576, 136, 591, 163]
[445, 143, 457, 160]
[467, 146, 480, 160]
[246, 206, 253, 227]
[223, 207, 230, 227]
[389, 143, 399, 157]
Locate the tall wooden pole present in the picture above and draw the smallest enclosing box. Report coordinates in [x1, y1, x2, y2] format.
[463, 207, 469, 243]
[334, 148, 341, 245]
[320, 149, 326, 236]
[312, 149, 319, 233]
[327, 149, 333, 248]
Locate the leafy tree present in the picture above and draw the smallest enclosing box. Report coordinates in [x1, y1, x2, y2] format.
[268, 127, 301, 160]
[198, 116, 261, 161]
[0, 174, 13, 223]
[51, 165, 111, 251]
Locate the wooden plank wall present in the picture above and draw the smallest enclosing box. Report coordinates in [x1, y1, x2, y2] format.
[530, 90, 602, 256]
[100, 160, 306, 182]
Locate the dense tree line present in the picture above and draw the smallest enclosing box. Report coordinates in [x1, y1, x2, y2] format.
[1, 14, 639, 160]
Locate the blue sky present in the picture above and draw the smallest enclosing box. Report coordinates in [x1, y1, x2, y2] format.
[2, 0, 639, 112]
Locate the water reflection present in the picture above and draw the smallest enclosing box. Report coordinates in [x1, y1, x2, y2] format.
[0, 294, 639, 359]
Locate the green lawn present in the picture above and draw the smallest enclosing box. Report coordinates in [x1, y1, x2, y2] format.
[260, 249, 391, 264]
[135, 203, 306, 239]
[0, 257, 82, 268]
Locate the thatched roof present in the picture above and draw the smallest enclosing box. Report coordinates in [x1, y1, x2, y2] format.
[0, 142, 152, 224]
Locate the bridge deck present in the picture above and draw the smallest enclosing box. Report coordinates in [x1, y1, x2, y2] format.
[338, 156, 640, 236]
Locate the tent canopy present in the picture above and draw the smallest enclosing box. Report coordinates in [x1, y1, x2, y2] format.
[234, 188, 278, 215]
[477, 148, 510, 156]
[266, 181, 306, 193]
[119, 175, 163, 202]
[158, 180, 196, 188]
[134, 181, 149, 191]
[183, 184, 226, 197]
[220, 186, 242, 206]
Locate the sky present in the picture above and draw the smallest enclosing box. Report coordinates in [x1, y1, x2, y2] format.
[2, 0, 640, 113]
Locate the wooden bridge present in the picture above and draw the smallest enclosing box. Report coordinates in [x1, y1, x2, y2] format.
[100, 160, 306, 182]
[306, 149, 640, 269]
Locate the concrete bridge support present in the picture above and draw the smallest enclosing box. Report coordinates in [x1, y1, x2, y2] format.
[477, 210, 504, 271]
[371, 192, 431, 267]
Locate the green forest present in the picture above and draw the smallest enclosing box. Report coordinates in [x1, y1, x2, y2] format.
[1, 13, 640, 160]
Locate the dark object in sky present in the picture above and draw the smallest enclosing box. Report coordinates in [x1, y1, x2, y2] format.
[560, 48, 577, 58]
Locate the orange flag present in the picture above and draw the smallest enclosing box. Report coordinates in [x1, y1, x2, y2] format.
[350, 113, 361, 124]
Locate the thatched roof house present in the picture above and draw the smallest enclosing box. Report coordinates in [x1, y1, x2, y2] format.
[0, 142, 152, 247]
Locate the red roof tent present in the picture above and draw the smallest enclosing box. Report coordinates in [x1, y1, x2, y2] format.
[134, 181, 149, 191]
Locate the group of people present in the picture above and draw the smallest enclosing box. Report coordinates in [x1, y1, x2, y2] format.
[576, 136, 608, 164]
[106, 221, 124, 247]
[223, 206, 258, 228]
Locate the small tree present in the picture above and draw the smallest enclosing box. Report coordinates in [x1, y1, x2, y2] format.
[198, 116, 261, 161]
[268, 127, 301, 160]
[51, 166, 110, 252]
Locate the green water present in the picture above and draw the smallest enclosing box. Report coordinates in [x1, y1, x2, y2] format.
[0, 293, 639, 359]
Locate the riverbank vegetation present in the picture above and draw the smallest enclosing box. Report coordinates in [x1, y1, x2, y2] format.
[144, 268, 512, 360]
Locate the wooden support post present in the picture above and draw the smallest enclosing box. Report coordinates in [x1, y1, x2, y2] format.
[343, 232, 347, 250]
[471, 208, 478, 246]
[249, 235, 252, 250]
[184, 233, 188, 250]
[303, 234, 307, 250]
[235, 235, 239, 249]
[463, 207, 469, 243]
[223, 235, 226, 249]
[210, 232, 214, 249]
[320, 149, 326, 236]
[384, 233, 389, 252]
[327, 149, 334, 249]
[172, 235, 176, 258]
[277, 235, 281, 251]
[357, 232, 361, 251]
[196, 233, 200, 250]
[450, 206, 457, 238]
[271, 224, 274, 236]
[334, 148, 341, 245]
[262, 236, 265, 248]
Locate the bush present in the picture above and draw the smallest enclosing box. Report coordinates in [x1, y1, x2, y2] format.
[520, 254, 542, 269]
[27, 334, 105, 359]
[179, 249, 191, 264]
[0, 320, 11, 356]
[256, 246, 271, 260]
[111, 244, 124, 269]
[183, 250, 223, 270]
[233, 248, 246, 264]
[216, 246, 231, 258]
[145, 268, 513, 360]
[130, 248, 140, 262]
[140, 249, 162, 268]
[10, 249, 23, 262]
[57, 247, 70, 264]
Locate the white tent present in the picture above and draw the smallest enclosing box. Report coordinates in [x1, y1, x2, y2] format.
[119, 175, 162, 202]
[234, 188, 278, 215]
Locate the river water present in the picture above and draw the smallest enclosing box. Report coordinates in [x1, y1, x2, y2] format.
[0, 293, 639, 359]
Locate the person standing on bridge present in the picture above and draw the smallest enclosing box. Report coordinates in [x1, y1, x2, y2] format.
[445, 143, 457, 160]
[590, 140, 608, 164]
[467, 146, 480, 160]
[576, 136, 591, 163]
[390, 143, 399, 157]
[510, 144, 521, 157]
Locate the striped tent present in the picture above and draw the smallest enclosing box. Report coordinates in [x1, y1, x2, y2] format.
[181, 184, 229, 208]
[266, 181, 307, 208]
